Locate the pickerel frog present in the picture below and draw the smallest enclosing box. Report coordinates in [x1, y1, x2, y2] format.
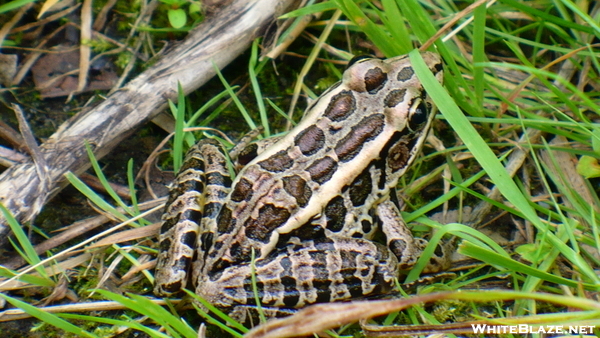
[154, 52, 444, 318]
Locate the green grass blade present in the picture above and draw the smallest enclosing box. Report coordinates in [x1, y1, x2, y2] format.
[499, 0, 594, 34]
[250, 248, 267, 324]
[472, 3, 486, 110]
[213, 61, 257, 130]
[248, 40, 269, 137]
[0, 266, 54, 287]
[404, 167, 488, 222]
[0, 293, 99, 337]
[186, 289, 247, 335]
[0, 202, 47, 279]
[395, 0, 438, 45]
[334, 0, 403, 56]
[410, 49, 599, 284]
[187, 88, 233, 127]
[380, 0, 411, 49]
[171, 82, 187, 172]
[84, 142, 134, 215]
[0, 0, 36, 14]
[279, 1, 335, 19]
[65, 172, 133, 224]
[127, 158, 141, 216]
[60, 313, 173, 338]
[460, 241, 597, 289]
[96, 290, 197, 338]
[406, 221, 511, 283]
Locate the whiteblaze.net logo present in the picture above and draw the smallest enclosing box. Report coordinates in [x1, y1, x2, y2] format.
[470, 324, 596, 335]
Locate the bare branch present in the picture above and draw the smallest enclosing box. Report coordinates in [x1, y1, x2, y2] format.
[0, 0, 301, 243]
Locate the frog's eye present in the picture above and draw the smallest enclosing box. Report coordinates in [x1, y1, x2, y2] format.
[346, 55, 374, 69]
[408, 97, 429, 131]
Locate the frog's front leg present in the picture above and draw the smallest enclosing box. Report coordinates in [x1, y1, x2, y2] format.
[194, 237, 399, 320]
[376, 199, 449, 273]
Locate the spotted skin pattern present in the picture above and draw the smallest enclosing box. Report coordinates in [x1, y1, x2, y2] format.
[154, 52, 445, 319]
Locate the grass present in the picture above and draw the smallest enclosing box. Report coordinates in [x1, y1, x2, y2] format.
[1, 0, 600, 337]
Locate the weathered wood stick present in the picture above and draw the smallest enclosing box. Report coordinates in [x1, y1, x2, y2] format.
[0, 0, 300, 244]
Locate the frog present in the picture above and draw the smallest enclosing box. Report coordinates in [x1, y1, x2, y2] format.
[154, 51, 445, 319]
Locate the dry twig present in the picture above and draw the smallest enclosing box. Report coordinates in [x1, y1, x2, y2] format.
[0, 0, 301, 244]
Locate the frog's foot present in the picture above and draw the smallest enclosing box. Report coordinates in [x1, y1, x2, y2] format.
[375, 199, 454, 273]
[226, 306, 296, 325]
[421, 235, 457, 273]
[195, 237, 399, 316]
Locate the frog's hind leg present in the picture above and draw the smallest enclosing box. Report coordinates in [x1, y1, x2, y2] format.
[195, 237, 399, 321]
[154, 139, 231, 295]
